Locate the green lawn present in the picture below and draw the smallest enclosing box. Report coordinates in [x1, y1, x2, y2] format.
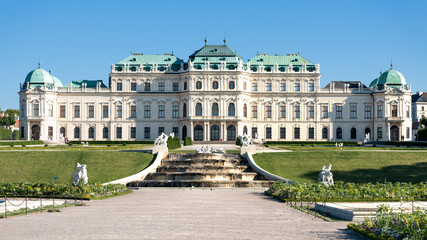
[253, 151, 427, 183]
[0, 151, 154, 184]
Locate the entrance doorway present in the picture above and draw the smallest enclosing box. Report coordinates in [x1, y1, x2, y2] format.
[390, 126, 399, 141]
[227, 125, 236, 141]
[182, 125, 187, 140]
[31, 125, 40, 140]
[194, 125, 203, 141]
[210, 125, 219, 141]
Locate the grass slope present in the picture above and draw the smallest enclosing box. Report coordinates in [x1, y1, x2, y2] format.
[0, 151, 154, 184]
[253, 151, 427, 183]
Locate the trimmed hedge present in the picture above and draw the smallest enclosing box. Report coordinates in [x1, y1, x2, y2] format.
[418, 128, 427, 141]
[167, 136, 181, 149]
[385, 141, 427, 147]
[69, 140, 154, 145]
[0, 140, 43, 146]
[235, 136, 241, 146]
[184, 137, 193, 146]
[0, 128, 19, 140]
[265, 141, 359, 146]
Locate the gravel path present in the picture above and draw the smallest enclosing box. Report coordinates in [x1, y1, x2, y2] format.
[0, 189, 363, 239]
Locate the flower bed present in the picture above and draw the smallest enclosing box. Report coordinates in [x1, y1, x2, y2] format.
[0, 182, 130, 199]
[268, 181, 427, 201]
[348, 205, 427, 239]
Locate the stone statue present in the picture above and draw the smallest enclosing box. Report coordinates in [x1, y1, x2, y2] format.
[154, 132, 168, 147]
[196, 146, 225, 154]
[318, 164, 334, 186]
[169, 132, 175, 138]
[241, 133, 254, 146]
[72, 163, 88, 185]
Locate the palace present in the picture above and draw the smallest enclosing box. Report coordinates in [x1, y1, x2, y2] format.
[18, 40, 413, 142]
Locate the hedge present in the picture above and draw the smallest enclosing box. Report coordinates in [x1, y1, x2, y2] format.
[418, 128, 427, 141]
[0, 140, 43, 146]
[184, 137, 193, 146]
[384, 141, 427, 147]
[69, 140, 154, 145]
[167, 136, 181, 149]
[235, 136, 241, 146]
[0, 128, 19, 140]
[265, 141, 359, 146]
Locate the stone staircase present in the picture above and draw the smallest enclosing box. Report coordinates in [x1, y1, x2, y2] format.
[127, 153, 275, 188]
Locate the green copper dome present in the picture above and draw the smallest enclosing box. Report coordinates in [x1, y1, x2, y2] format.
[24, 65, 63, 88]
[369, 78, 379, 88]
[377, 65, 407, 88]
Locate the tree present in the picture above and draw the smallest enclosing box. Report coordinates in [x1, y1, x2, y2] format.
[421, 115, 427, 128]
[0, 109, 19, 128]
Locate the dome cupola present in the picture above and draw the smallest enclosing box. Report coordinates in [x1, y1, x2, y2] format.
[377, 64, 407, 89]
[24, 63, 63, 88]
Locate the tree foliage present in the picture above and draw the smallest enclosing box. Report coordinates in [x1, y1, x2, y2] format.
[0, 109, 19, 128]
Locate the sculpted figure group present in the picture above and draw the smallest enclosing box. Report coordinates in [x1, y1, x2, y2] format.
[72, 163, 88, 185]
[318, 164, 334, 186]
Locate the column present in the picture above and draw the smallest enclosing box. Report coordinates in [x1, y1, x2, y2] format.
[190, 121, 194, 140]
[27, 122, 30, 140]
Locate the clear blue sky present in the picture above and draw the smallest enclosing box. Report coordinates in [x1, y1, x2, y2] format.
[1, 0, 426, 110]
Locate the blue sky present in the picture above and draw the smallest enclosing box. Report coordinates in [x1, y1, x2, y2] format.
[1, 0, 426, 109]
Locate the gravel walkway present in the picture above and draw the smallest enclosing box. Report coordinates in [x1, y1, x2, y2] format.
[0, 189, 363, 239]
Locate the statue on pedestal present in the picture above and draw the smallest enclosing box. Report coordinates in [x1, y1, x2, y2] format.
[72, 163, 88, 185]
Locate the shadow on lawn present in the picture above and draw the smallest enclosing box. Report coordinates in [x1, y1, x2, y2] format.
[300, 162, 427, 183]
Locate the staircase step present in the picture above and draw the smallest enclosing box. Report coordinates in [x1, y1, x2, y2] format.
[145, 172, 258, 181]
[129, 180, 275, 188]
[161, 159, 241, 167]
[157, 165, 249, 173]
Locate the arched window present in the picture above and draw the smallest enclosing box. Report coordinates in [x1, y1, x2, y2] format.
[196, 81, 202, 89]
[212, 81, 219, 89]
[88, 127, 94, 139]
[103, 127, 109, 139]
[182, 125, 187, 140]
[183, 103, 187, 117]
[227, 125, 236, 141]
[194, 125, 203, 141]
[228, 103, 235, 116]
[351, 128, 357, 139]
[229, 81, 235, 90]
[195, 103, 202, 116]
[211, 125, 219, 141]
[322, 127, 328, 139]
[336, 128, 342, 139]
[243, 82, 247, 90]
[243, 103, 247, 117]
[212, 103, 219, 116]
[243, 126, 248, 135]
[60, 127, 66, 138]
[74, 127, 80, 139]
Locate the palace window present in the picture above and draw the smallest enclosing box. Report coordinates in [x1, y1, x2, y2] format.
[195, 103, 202, 116]
[252, 127, 258, 139]
[196, 81, 202, 89]
[243, 104, 247, 118]
[48, 104, 53, 117]
[88, 127, 94, 139]
[131, 82, 137, 91]
[74, 105, 80, 118]
[158, 82, 165, 91]
[364, 106, 371, 119]
[266, 83, 272, 91]
[377, 105, 383, 118]
[309, 127, 315, 139]
[294, 106, 300, 119]
[280, 127, 286, 139]
[391, 104, 398, 117]
[336, 128, 342, 139]
[294, 83, 300, 92]
[130, 105, 136, 118]
[131, 127, 136, 139]
[116, 127, 122, 139]
[144, 127, 150, 139]
[144, 105, 151, 118]
[74, 127, 80, 138]
[20, 104, 25, 117]
[406, 106, 410, 118]
[183, 103, 187, 117]
[243, 82, 247, 90]
[144, 82, 151, 92]
[322, 127, 328, 139]
[158, 105, 165, 118]
[294, 127, 300, 139]
[33, 103, 39, 116]
[252, 105, 257, 118]
[116, 105, 122, 118]
[103, 105, 109, 118]
[280, 106, 286, 118]
[351, 127, 357, 139]
[184, 82, 187, 90]
[228, 103, 235, 117]
[158, 127, 164, 137]
[406, 127, 410, 139]
[212, 103, 219, 116]
[308, 82, 314, 91]
[117, 82, 122, 91]
[103, 127, 108, 139]
[377, 127, 383, 139]
[212, 81, 219, 89]
[350, 105, 357, 119]
[88, 105, 94, 118]
[266, 127, 272, 139]
[266, 106, 272, 118]
[336, 105, 342, 119]
[280, 83, 286, 91]
[172, 105, 179, 118]
[309, 106, 314, 118]
[173, 82, 179, 91]
[229, 81, 235, 90]
[173, 127, 178, 137]
[252, 83, 258, 91]
[322, 106, 328, 118]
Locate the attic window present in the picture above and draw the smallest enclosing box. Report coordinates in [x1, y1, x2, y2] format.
[129, 58, 136, 61]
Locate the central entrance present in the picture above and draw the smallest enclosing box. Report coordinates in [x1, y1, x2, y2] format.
[194, 125, 203, 141]
[31, 124, 40, 140]
[210, 125, 219, 141]
[390, 125, 399, 141]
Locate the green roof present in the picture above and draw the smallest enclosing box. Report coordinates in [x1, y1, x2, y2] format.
[24, 66, 63, 88]
[247, 54, 314, 66]
[190, 44, 240, 58]
[65, 80, 107, 88]
[117, 54, 183, 66]
[369, 78, 378, 88]
[377, 65, 407, 87]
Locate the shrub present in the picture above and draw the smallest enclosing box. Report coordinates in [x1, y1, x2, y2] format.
[9, 144, 14, 147]
[235, 137, 241, 146]
[68, 143, 73, 146]
[0, 140, 43, 146]
[265, 141, 359, 146]
[122, 143, 126, 146]
[68, 140, 154, 145]
[167, 136, 181, 149]
[184, 137, 193, 146]
[22, 144, 26, 147]
[44, 144, 48, 147]
[418, 128, 427, 141]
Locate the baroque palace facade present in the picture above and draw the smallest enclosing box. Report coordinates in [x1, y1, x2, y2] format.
[19, 41, 413, 142]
